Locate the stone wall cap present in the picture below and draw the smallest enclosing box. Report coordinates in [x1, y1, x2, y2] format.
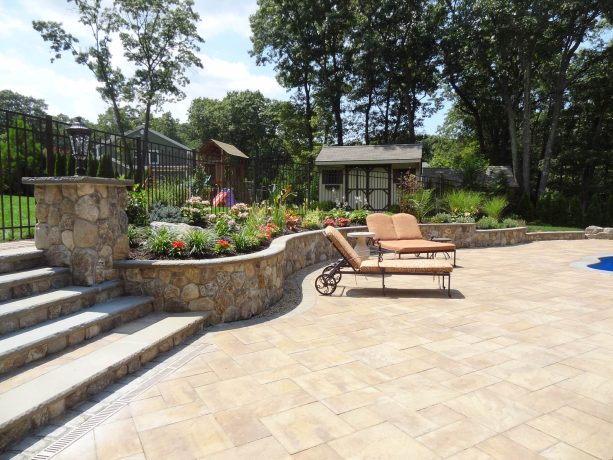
[22, 176, 134, 186]
[115, 225, 366, 268]
[476, 226, 527, 233]
[527, 231, 584, 235]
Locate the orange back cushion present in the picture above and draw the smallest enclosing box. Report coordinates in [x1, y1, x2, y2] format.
[392, 213, 423, 239]
[324, 226, 362, 270]
[366, 213, 398, 241]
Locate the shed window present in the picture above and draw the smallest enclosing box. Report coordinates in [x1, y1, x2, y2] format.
[148, 150, 159, 165]
[322, 170, 343, 185]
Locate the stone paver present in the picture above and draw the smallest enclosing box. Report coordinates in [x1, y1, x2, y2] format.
[13, 239, 613, 459]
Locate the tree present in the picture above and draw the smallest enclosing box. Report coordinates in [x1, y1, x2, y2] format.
[0, 90, 48, 117]
[116, 0, 204, 183]
[33, 0, 128, 134]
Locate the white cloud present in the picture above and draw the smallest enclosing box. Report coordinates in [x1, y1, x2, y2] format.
[194, 0, 257, 40]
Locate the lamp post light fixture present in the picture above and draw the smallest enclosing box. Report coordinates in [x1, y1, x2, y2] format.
[66, 117, 92, 176]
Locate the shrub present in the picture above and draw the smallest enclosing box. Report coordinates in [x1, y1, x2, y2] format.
[232, 227, 261, 253]
[430, 213, 453, 223]
[126, 186, 149, 226]
[335, 217, 351, 227]
[146, 227, 175, 256]
[501, 218, 525, 228]
[148, 202, 186, 223]
[568, 196, 582, 227]
[184, 229, 217, 258]
[349, 209, 369, 224]
[97, 152, 114, 178]
[482, 196, 508, 220]
[302, 210, 323, 229]
[181, 196, 211, 226]
[520, 193, 535, 221]
[405, 189, 434, 223]
[127, 224, 139, 248]
[476, 216, 499, 229]
[444, 190, 482, 216]
[586, 194, 603, 226]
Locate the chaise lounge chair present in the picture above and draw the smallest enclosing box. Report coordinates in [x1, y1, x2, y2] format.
[366, 213, 457, 266]
[316, 226, 453, 297]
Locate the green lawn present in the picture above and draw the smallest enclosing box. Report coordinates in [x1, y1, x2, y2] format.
[527, 224, 583, 232]
[1, 195, 35, 241]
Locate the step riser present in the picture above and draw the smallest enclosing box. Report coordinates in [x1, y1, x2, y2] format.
[0, 284, 125, 335]
[0, 302, 153, 374]
[0, 273, 72, 302]
[0, 318, 206, 453]
[0, 255, 45, 275]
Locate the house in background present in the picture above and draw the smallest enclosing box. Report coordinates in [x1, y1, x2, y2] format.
[315, 144, 422, 211]
[124, 126, 192, 172]
[194, 139, 250, 201]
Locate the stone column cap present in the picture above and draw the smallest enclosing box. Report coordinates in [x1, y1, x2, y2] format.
[22, 176, 134, 186]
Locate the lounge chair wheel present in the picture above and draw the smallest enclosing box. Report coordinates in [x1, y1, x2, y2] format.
[315, 274, 337, 295]
[322, 265, 342, 283]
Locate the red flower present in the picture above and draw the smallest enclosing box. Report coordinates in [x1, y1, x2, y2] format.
[217, 239, 230, 248]
[323, 218, 336, 227]
[172, 240, 186, 249]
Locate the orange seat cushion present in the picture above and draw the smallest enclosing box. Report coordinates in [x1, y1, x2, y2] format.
[379, 239, 456, 253]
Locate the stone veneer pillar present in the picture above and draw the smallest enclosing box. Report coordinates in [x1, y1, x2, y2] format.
[22, 177, 132, 286]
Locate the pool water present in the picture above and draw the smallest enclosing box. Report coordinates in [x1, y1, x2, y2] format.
[588, 256, 613, 272]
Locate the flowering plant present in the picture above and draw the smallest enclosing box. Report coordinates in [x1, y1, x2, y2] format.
[323, 218, 336, 227]
[230, 203, 251, 221]
[181, 196, 212, 226]
[171, 239, 187, 258]
[213, 239, 235, 254]
[335, 217, 351, 227]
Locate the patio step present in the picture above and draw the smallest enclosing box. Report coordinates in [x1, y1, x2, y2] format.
[0, 280, 125, 335]
[0, 246, 45, 275]
[0, 296, 154, 374]
[0, 312, 209, 453]
[0, 267, 71, 302]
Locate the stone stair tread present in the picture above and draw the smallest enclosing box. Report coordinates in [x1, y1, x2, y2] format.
[0, 267, 70, 288]
[0, 296, 154, 358]
[0, 312, 207, 429]
[0, 247, 43, 261]
[0, 281, 122, 320]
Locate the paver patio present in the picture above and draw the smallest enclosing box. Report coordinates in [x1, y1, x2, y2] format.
[7, 239, 613, 459]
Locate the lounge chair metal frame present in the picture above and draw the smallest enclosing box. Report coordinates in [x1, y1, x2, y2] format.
[316, 228, 452, 297]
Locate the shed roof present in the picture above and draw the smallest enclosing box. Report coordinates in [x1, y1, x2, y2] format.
[202, 139, 249, 159]
[315, 144, 422, 165]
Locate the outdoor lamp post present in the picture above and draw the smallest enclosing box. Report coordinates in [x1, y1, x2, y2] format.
[66, 117, 91, 176]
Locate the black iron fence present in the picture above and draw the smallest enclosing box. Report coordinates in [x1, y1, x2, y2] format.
[1, 108, 462, 239]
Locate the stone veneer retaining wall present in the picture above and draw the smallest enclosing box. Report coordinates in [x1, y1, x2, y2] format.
[22, 177, 132, 286]
[114, 227, 356, 323]
[419, 223, 585, 248]
[114, 224, 585, 323]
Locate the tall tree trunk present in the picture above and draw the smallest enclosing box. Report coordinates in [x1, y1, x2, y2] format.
[303, 75, 314, 151]
[537, 74, 565, 198]
[502, 85, 520, 184]
[364, 88, 373, 145]
[383, 81, 391, 143]
[521, 51, 532, 196]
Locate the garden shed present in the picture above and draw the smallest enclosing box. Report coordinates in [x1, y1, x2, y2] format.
[315, 144, 422, 211]
[194, 139, 250, 200]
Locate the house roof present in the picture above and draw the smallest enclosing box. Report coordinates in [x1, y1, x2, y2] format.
[201, 139, 249, 159]
[315, 144, 422, 166]
[126, 125, 191, 151]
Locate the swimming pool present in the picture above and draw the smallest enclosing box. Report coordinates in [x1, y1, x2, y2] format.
[588, 256, 613, 272]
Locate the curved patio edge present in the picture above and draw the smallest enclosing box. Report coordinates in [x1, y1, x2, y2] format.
[114, 223, 585, 326]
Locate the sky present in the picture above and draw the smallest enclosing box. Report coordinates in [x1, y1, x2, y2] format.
[0, 0, 447, 135]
